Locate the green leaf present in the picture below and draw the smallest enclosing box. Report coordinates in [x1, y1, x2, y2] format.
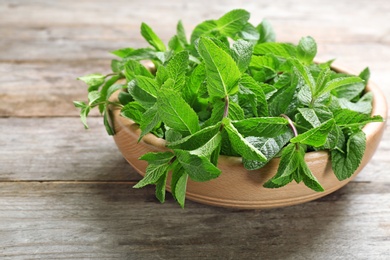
[175, 149, 221, 182]
[133, 163, 170, 188]
[140, 22, 166, 51]
[222, 117, 267, 161]
[238, 23, 260, 43]
[74, 102, 90, 129]
[267, 78, 297, 116]
[166, 51, 189, 91]
[249, 54, 279, 71]
[297, 107, 333, 128]
[197, 37, 241, 98]
[264, 144, 324, 191]
[176, 20, 188, 46]
[155, 171, 168, 203]
[77, 74, 105, 87]
[216, 9, 250, 37]
[124, 60, 153, 81]
[157, 89, 200, 135]
[291, 119, 335, 147]
[135, 76, 159, 97]
[318, 76, 363, 98]
[168, 123, 221, 151]
[88, 91, 101, 106]
[111, 60, 123, 73]
[183, 62, 205, 105]
[331, 130, 366, 180]
[170, 164, 188, 208]
[359, 67, 370, 83]
[239, 74, 268, 117]
[243, 131, 293, 170]
[333, 109, 383, 128]
[168, 35, 184, 52]
[232, 117, 289, 138]
[103, 110, 115, 136]
[263, 144, 297, 188]
[127, 80, 156, 108]
[190, 20, 218, 43]
[297, 36, 317, 64]
[111, 47, 134, 58]
[140, 151, 174, 164]
[289, 58, 316, 94]
[121, 101, 146, 124]
[256, 19, 275, 43]
[139, 104, 160, 140]
[231, 40, 253, 72]
[118, 91, 134, 106]
[253, 42, 296, 58]
[190, 132, 222, 157]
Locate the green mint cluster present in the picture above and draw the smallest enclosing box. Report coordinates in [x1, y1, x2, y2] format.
[75, 9, 383, 207]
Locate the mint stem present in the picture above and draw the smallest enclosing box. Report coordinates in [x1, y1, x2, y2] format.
[223, 96, 229, 118]
[281, 114, 299, 150]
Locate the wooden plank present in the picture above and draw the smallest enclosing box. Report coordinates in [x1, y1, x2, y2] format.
[0, 181, 389, 259]
[0, 117, 140, 181]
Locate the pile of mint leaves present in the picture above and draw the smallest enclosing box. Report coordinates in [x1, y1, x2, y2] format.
[75, 9, 383, 207]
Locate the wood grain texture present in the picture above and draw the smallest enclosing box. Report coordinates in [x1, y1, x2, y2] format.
[1, 0, 390, 258]
[0, 182, 389, 260]
[0, 117, 140, 181]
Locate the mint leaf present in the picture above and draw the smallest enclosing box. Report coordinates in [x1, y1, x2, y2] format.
[103, 110, 115, 136]
[256, 19, 275, 43]
[289, 58, 316, 95]
[333, 109, 383, 128]
[155, 171, 168, 203]
[190, 20, 218, 43]
[168, 123, 221, 150]
[253, 42, 296, 58]
[176, 20, 188, 46]
[190, 132, 222, 157]
[222, 117, 267, 161]
[166, 51, 189, 91]
[121, 101, 146, 124]
[111, 60, 123, 73]
[170, 164, 188, 208]
[139, 104, 161, 140]
[263, 143, 297, 188]
[135, 76, 159, 97]
[216, 9, 250, 37]
[249, 54, 280, 71]
[267, 79, 297, 116]
[359, 67, 370, 83]
[231, 40, 253, 72]
[175, 149, 221, 182]
[238, 74, 268, 117]
[243, 131, 293, 170]
[157, 89, 200, 135]
[290, 119, 335, 147]
[111, 47, 134, 58]
[264, 144, 324, 191]
[140, 22, 166, 51]
[197, 37, 241, 98]
[238, 23, 260, 43]
[297, 36, 317, 64]
[133, 162, 170, 188]
[331, 130, 366, 180]
[232, 117, 289, 138]
[127, 80, 156, 108]
[124, 60, 153, 81]
[298, 107, 333, 128]
[317, 76, 363, 98]
[78, 74, 105, 88]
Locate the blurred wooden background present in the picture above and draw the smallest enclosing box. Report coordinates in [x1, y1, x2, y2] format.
[1, 0, 389, 259]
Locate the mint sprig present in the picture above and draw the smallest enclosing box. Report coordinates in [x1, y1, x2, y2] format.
[75, 9, 383, 207]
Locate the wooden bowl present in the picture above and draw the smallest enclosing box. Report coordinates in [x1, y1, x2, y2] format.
[109, 66, 387, 209]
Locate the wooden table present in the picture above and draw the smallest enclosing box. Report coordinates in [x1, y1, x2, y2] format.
[1, 1, 389, 259]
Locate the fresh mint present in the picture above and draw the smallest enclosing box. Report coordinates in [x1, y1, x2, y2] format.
[75, 9, 383, 207]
